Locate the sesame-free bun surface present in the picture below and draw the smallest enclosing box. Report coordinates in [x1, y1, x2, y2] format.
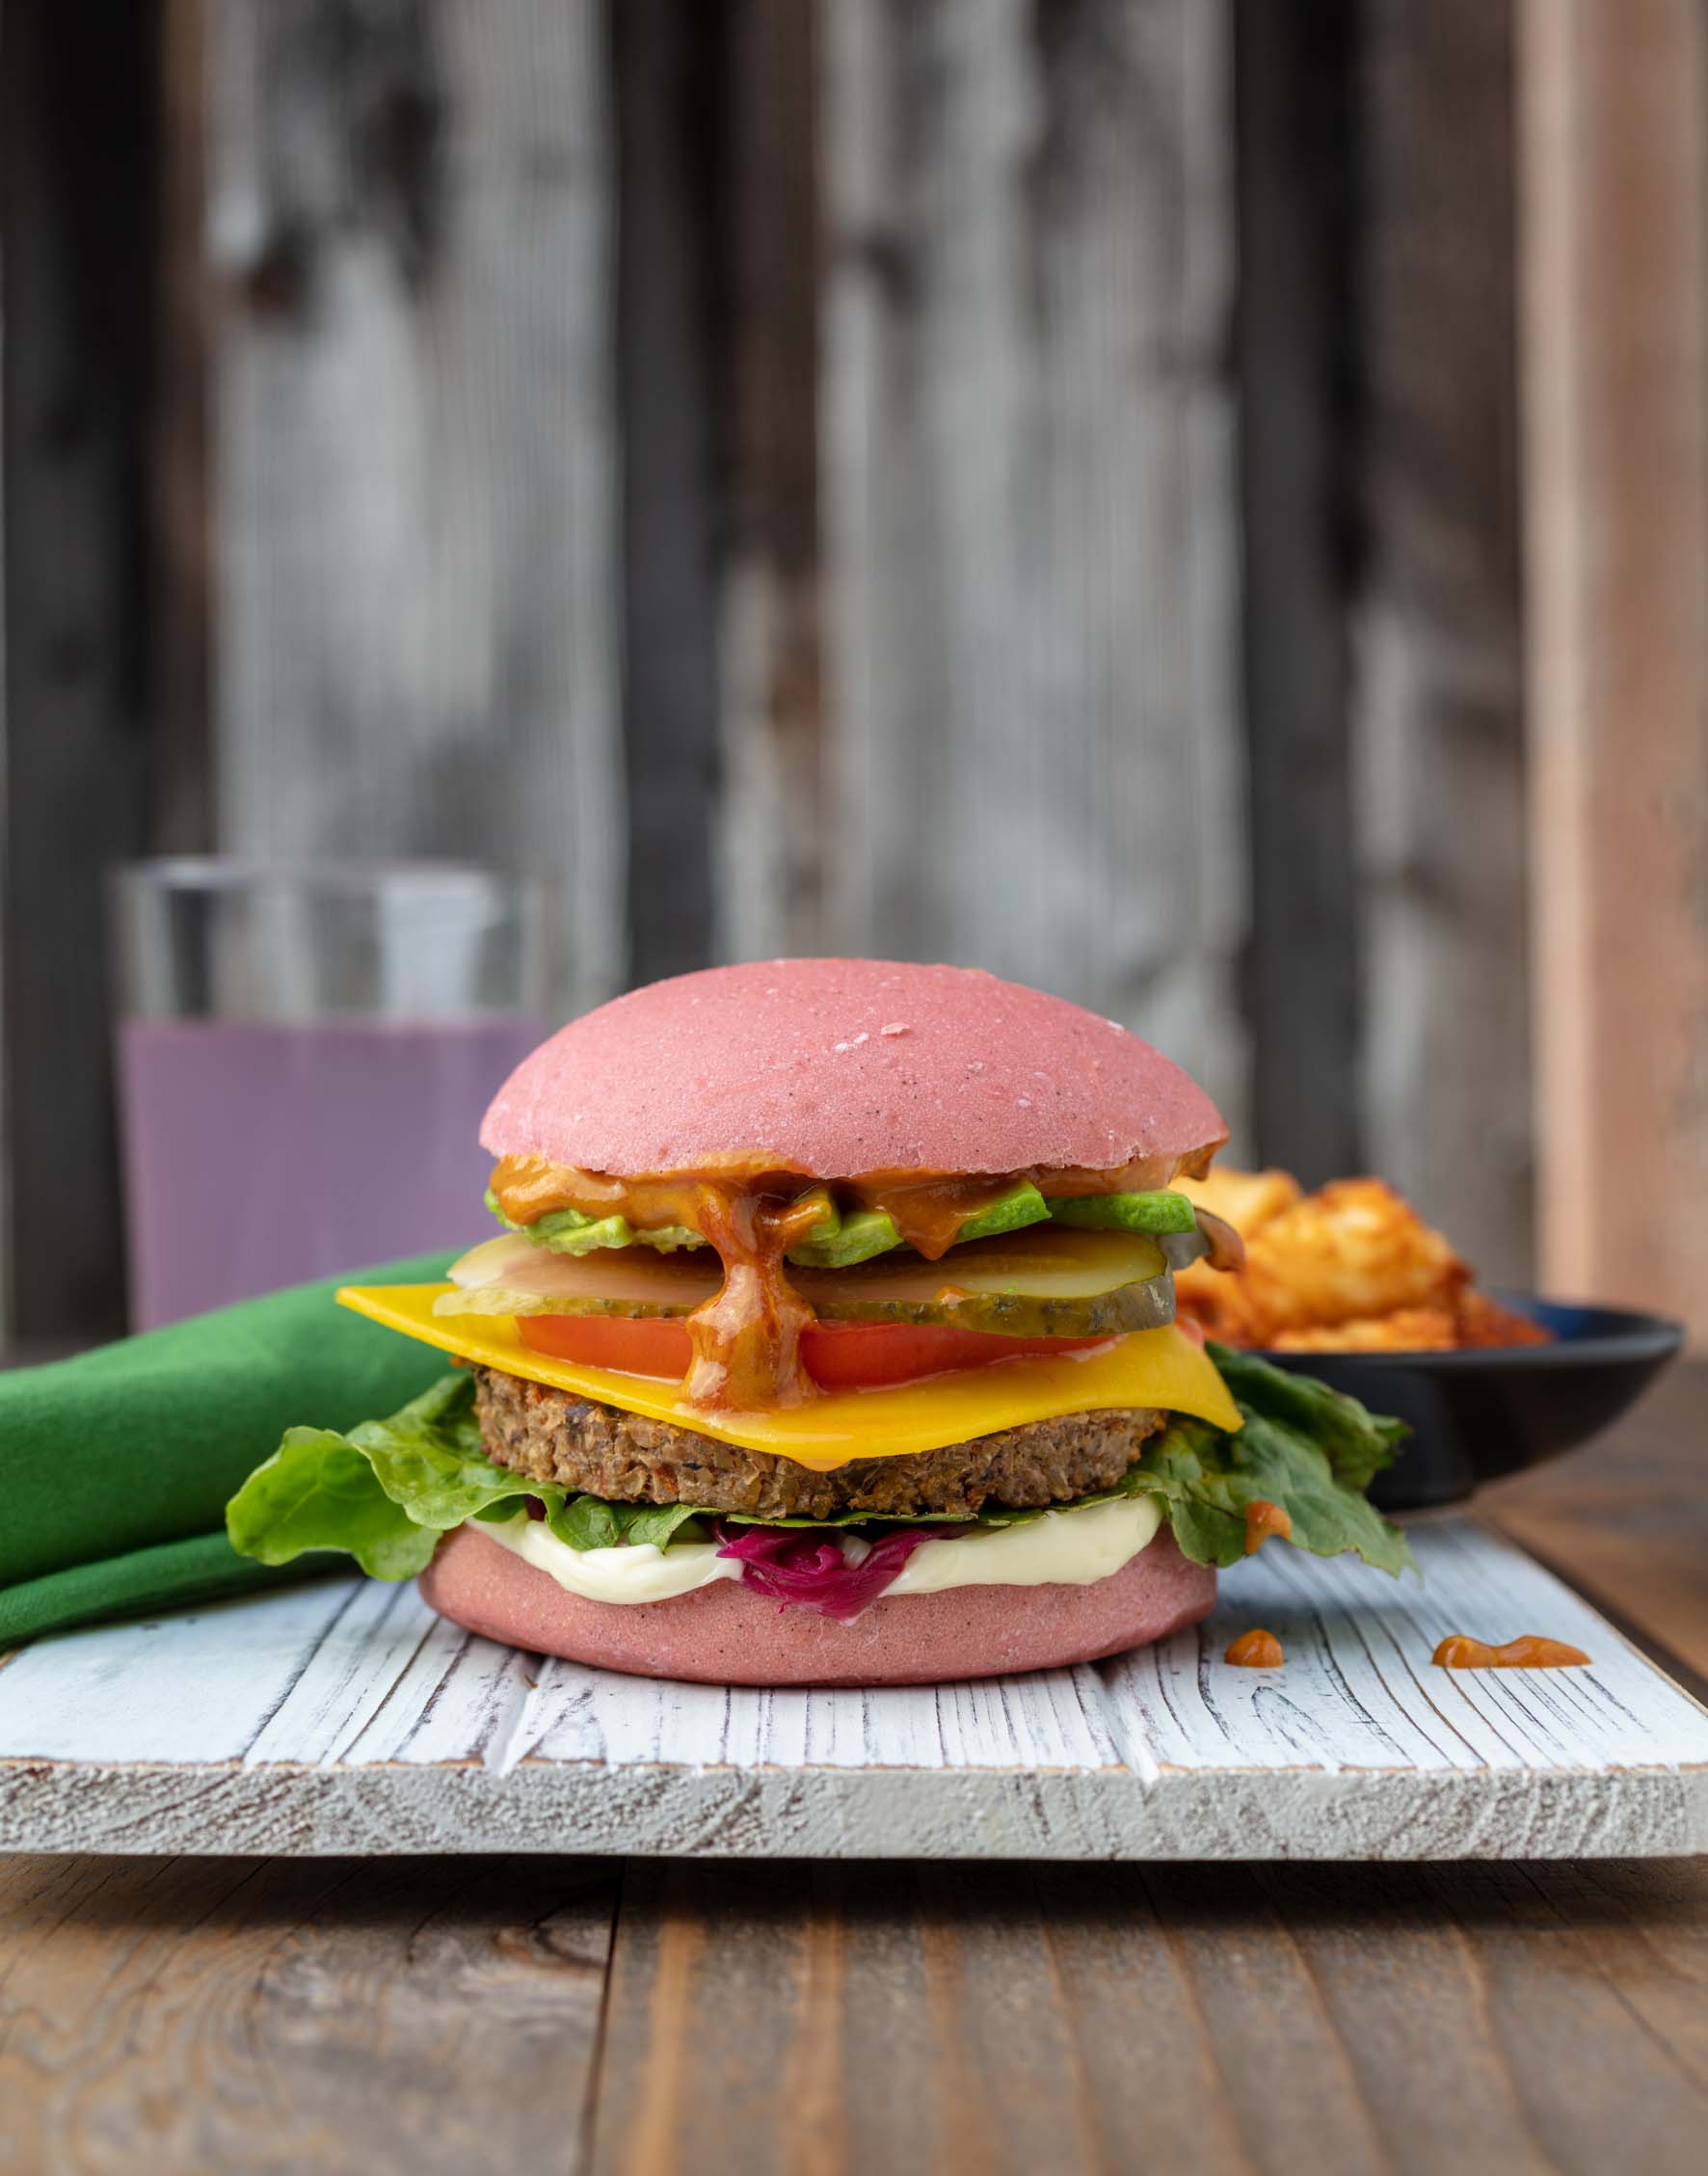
[480, 959, 1226, 1180]
[418, 1520, 1215, 1686]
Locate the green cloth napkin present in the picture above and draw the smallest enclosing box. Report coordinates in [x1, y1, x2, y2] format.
[0, 1254, 453, 1645]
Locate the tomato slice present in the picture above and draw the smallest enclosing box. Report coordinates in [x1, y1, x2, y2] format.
[797, 1320, 1111, 1388]
[517, 1313, 1112, 1391]
[519, 1314, 692, 1379]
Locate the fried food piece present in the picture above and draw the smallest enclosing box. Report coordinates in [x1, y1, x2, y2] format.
[1171, 1166, 1551, 1351]
[1240, 1179, 1470, 1340]
[1268, 1308, 1460, 1353]
[1268, 1298, 1551, 1353]
[1174, 1166, 1301, 1240]
[1177, 1177, 1470, 1346]
[1451, 1291, 1554, 1349]
[1172, 1168, 1302, 1338]
[1172, 1257, 1258, 1342]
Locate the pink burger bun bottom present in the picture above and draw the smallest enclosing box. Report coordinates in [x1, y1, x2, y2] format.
[418, 1521, 1216, 1686]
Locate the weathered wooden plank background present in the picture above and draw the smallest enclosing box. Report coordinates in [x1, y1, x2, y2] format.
[5, 1849, 1706, 2176]
[209, 0, 625, 998]
[819, 0, 1246, 1129]
[4, 0, 1697, 1347]
[1519, 0, 1708, 1331]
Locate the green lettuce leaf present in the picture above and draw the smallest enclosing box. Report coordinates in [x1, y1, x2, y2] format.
[344, 1373, 526, 1523]
[227, 1373, 719, 1577]
[225, 1426, 444, 1580]
[227, 1375, 544, 1578]
[545, 1495, 709, 1551]
[1117, 1345, 1413, 1573]
[1206, 1340, 1408, 1492]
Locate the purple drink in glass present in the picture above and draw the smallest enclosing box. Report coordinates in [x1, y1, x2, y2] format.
[110, 862, 554, 1330]
[117, 1014, 546, 1329]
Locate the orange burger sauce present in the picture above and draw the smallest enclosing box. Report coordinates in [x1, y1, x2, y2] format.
[487, 1151, 1192, 1412]
[1431, 1634, 1590, 1670]
[491, 1158, 828, 1409]
[1242, 1499, 1293, 1554]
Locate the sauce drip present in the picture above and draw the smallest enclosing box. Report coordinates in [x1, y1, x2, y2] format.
[845, 1172, 1040, 1258]
[1225, 1628, 1285, 1669]
[487, 1152, 1195, 1411]
[1431, 1633, 1590, 1670]
[1242, 1499, 1293, 1554]
[490, 1156, 824, 1410]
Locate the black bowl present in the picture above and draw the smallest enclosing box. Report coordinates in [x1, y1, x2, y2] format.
[1256, 1293, 1685, 1511]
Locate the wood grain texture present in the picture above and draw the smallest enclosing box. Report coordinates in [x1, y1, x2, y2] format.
[612, 0, 721, 988]
[714, 0, 828, 963]
[1351, 0, 1532, 1285]
[9, 1851, 1703, 2176]
[1483, 1363, 1708, 1685]
[151, 0, 216, 856]
[0, 0, 163, 1344]
[588, 1854, 1708, 2176]
[209, 0, 623, 1012]
[5, 1379, 1708, 2172]
[820, 0, 1247, 1125]
[614, 0, 826, 980]
[1233, 0, 1362, 1186]
[3, 1522, 1705, 1860]
[1519, 0, 1708, 1340]
[0, 1852, 617, 2174]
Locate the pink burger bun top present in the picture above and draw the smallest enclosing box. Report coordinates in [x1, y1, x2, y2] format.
[483, 959, 1226, 1181]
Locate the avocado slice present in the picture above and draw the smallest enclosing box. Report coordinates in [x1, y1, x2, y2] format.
[954, 1180, 1052, 1243]
[785, 1178, 1050, 1267]
[529, 1210, 638, 1253]
[1046, 1190, 1197, 1236]
[787, 1205, 901, 1270]
[486, 1177, 1188, 1265]
[486, 1188, 705, 1255]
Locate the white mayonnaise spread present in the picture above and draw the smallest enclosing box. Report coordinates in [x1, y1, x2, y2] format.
[883, 1493, 1161, 1596]
[473, 1514, 737, 1604]
[467, 1492, 1163, 1607]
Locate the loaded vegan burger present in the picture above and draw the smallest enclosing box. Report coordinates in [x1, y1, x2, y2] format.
[227, 960, 1409, 1684]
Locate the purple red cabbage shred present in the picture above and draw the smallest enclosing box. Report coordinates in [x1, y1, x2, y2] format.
[712, 1522, 933, 1621]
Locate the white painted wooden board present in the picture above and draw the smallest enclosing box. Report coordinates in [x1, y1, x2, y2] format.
[2, 1521, 1705, 1860]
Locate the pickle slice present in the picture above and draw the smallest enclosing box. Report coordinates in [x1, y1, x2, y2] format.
[793, 1227, 1172, 1337]
[437, 1234, 720, 1317]
[440, 1224, 1174, 1338]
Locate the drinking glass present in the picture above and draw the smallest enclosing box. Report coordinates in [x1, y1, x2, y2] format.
[110, 860, 552, 1329]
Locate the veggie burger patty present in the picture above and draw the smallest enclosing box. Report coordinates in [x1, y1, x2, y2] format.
[470, 1363, 1165, 1521]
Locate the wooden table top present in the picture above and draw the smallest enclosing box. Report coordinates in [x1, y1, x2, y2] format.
[3, 1366, 1705, 2174]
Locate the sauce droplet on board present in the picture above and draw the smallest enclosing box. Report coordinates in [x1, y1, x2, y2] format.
[1225, 1628, 1285, 1668]
[1243, 1499, 1293, 1554]
[1432, 1633, 1590, 1669]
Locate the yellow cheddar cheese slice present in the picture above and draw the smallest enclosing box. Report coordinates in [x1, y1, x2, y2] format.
[336, 1284, 1243, 1471]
